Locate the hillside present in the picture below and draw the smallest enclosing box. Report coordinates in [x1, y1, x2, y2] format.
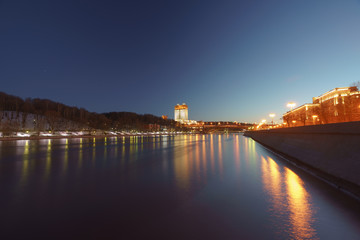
[0, 92, 176, 135]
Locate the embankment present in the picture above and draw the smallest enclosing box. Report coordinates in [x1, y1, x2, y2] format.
[244, 122, 360, 199]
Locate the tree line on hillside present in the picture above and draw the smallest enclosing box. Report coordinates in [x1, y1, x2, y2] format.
[0, 91, 177, 132]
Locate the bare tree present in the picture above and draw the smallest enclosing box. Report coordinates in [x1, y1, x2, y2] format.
[350, 81, 360, 89]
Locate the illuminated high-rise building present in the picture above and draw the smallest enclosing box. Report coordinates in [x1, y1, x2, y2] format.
[174, 103, 188, 122]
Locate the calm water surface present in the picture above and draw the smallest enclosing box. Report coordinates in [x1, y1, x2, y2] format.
[0, 134, 359, 239]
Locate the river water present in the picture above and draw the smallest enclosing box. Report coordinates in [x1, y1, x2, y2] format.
[0, 134, 359, 239]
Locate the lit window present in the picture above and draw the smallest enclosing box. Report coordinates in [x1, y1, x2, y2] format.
[334, 111, 338, 116]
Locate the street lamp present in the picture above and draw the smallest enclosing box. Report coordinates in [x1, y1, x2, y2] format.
[269, 113, 276, 125]
[287, 102, 296, 111]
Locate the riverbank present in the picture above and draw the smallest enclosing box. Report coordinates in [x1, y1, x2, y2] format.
[244, 121, 360, 200]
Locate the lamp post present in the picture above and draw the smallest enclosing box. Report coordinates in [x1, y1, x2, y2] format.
[287, 102, 296, 111]
[269, 113, 275, 125]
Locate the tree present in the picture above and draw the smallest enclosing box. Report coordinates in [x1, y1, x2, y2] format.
[45, 110, 61, 131]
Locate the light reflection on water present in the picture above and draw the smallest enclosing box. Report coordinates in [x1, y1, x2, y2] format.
[0, 134, 360, 239]
[20, 140, 29, 187]
[285, 168, 316, 240]
[262, 156, 317, 239]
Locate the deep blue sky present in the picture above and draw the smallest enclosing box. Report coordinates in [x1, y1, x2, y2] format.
[1, 0, 360, 123]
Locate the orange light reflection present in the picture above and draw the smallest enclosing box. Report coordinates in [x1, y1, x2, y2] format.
[202, 137, 207, 180]
[210, 134, 215, 173]
[218, 135, 223, 177]
[174, 134, 190, 190]
[234, 135, 240, 172]
[285, 168, 316, 240]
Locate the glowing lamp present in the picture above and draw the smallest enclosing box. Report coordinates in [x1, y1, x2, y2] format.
[287, 102, 296, 111]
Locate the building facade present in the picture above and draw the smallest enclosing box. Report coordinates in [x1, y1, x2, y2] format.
[283, 87, 360, 127]
[174, 103, 188, 122]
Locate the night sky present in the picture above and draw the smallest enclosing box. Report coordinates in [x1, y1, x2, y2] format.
[1, 0, 360, 123]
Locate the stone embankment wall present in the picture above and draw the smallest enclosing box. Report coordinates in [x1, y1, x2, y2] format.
[244, 121, 360, 198]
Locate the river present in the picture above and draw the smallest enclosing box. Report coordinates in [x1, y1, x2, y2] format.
[0, 134, 359, 239]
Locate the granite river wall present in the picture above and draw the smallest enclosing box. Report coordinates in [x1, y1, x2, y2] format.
[244, 121, 360, 199]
